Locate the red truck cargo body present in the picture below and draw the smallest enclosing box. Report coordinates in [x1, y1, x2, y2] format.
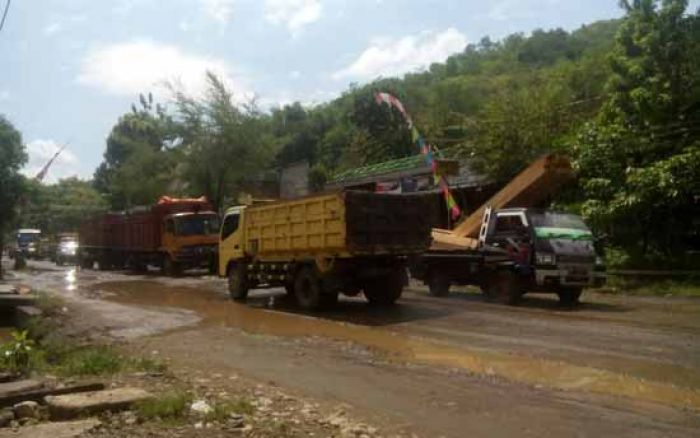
[80, 199, 213, 253]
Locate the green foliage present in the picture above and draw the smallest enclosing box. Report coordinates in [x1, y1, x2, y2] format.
[19, 177, 108, 234]
[0, 115, 27, 276]
[55, 346, 126, 376]
[135, 390, 192, 423]
[204, 397, 255, 422]
[575, 0, 700, 261]
[0, 330, 37, 375]
[94, 93, 178, 209]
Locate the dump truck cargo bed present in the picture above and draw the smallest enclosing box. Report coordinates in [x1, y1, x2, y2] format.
[244, 191, 433, 260]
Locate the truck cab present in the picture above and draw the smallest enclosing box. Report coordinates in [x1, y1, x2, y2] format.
[486, 208, 606, 297]
[161, 211, 220, 274]
[217, 206, 246, 277]
[14, 229, 41, 259]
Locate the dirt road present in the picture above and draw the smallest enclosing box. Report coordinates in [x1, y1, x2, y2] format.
[8, 260, 700, 437]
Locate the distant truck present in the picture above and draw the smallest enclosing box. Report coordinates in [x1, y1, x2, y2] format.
[79, 197, 220, 275]
[411, 155, 606, 305]
[12, 229, 42, 260]
[55, 233, 79, 266]
[218, 191, 433, 310]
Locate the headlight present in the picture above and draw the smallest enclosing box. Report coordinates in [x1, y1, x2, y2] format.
[535, 253, 556, 266]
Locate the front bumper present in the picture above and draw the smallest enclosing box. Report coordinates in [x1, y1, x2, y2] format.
[174, 245, 218, 267]
[535, 265, 606, 288]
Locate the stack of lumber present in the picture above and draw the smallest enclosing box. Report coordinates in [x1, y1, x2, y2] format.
[431, 154, 574, 250]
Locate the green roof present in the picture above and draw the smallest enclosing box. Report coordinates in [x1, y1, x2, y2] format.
[329, 147, 462, 184]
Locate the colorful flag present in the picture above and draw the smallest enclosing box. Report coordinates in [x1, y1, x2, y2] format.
[374, 92, 461, 220]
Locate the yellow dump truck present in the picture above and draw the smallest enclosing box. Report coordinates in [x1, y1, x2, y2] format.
[218, 191, 433, 310]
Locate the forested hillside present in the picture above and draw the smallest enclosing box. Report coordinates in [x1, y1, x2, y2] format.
[80, 0, 699, 268]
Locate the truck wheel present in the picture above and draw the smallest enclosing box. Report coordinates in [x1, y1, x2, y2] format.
[557, 288, 582, 306]
[485, 271, 522, 305]
[79, 257, 92, 269]
[364, 272, 403, 306]
[428, 274, 450, 297]
[163, 256, 182, 277]
[228, 264, 249, 301]
[294, 266, 335, 310]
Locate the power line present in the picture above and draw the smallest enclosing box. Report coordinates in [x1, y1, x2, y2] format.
[0, 0, 10, 32]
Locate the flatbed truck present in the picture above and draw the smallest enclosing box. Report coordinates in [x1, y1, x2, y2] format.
[411, 155, 606, 305]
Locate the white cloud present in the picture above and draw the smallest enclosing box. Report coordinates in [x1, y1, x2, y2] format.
[264, 0, 322, 36]
[200, 0, 234, 24]
[333, 28, 467, 81]
[77, 40, 250, 100]
[22, 140, 80, 184]
[43, 22, 63, 36]
[0, 90, 9, 101]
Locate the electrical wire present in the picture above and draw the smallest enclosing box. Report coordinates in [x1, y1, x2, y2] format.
[0, 0, 10, 32]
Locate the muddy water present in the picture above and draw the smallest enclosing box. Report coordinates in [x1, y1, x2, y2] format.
[96, 279, 700, 411]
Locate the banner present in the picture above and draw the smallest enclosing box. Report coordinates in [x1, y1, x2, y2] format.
[374, 92, 461, 220]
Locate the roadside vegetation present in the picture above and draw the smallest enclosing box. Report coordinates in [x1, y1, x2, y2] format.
[0, 310, 166, 377]
[596, 277, 700, 297]
[1, 0, 698, 271]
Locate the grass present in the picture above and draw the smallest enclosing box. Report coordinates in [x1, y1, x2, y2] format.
[204, 397, 256, 423]
[136, 390, 192, 423]
[595, 278, 700, 297]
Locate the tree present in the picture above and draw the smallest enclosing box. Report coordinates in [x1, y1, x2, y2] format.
[575, 0, 700, 263]
[171, 72, 276, 210]
[94, 93, 177, 209]
[20, 177, 108, 234]
[0, 116, 27, 278]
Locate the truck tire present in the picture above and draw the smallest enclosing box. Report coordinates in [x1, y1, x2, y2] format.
[228, 263, 249, 301]
[428, 274, 450, 297]
[294, 266, 337, 310]
[484, 271, 522, 305]
[364, 272, 403, 306]
[557, 288, 582, 306]
[163, 256, 182, 277]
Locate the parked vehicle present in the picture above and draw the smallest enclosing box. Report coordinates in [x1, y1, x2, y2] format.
[411, 155, 606, 305]
[55, 233, 79, 266]
[218, 191, 433, 310]
[79, 197, 219, 275]
[12, 229, 41, 260]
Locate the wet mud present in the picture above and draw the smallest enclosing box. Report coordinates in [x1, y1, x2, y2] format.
[96, 279, 700, 411]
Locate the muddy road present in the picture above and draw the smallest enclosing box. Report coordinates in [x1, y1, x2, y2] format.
[9, 260, 700, 437]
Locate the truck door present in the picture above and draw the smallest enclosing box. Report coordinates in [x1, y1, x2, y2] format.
[218, 208, 244, 276]
[488, 212, 531, 264]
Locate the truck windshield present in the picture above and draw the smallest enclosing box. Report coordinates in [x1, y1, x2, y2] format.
[529, 213, 593, 240]
[175, 215, 220, 236]
[17, 233, 40, 245]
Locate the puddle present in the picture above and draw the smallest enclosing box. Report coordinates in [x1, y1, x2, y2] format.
[97, 280, 700, 411]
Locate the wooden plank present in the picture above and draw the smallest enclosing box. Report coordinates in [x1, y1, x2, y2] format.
[452, 154, 574, 238]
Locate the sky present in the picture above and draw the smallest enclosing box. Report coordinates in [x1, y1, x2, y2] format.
[1, 0, 694, 183]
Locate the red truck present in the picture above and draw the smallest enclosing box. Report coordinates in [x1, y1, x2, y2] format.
[79, 197, 220, 275]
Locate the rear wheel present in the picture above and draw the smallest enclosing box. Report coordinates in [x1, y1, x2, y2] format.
[428, 273, 450, 297]
[484, 271, 522, 305]
[228, 263, 249, 301]
[557, 288, 582, 306]
[294, 266, 336, 310]
[163, 255, 182, 277]
[364, 271, 403, 306]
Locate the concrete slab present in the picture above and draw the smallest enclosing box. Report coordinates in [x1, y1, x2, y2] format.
[0, 295, 36, 307]
[0, 418, 101, 438]
[45, 387, 152, 420]
[0, 381, 43, 399]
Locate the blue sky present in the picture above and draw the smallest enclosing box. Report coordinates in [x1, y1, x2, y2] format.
[1, 0, 695, 183]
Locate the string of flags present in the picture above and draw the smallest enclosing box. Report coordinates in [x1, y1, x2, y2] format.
[374, 92, 461, 220]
